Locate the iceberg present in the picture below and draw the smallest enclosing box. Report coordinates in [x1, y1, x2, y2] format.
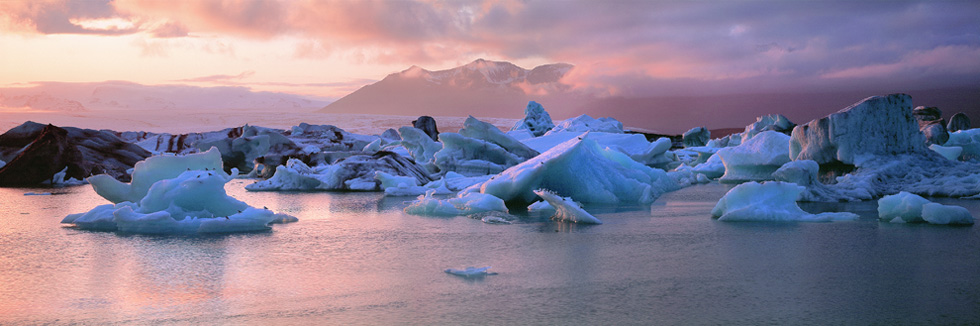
[246, 151, 432, 192]
[877, 192, 974, 225]
[394, 126, 442, 172]
[533, 189, 602, 224]
[716, 131, 791, 183]
[63, 151, 296, 234]
[790, 94, 925, 166]
[711, 181, 858, 222]
[682, 127, 709, 148]
[473, 133, 679, 204]
[521, 131, 672, 167]
[510, 101, 555, 137]
[404, 190, 508, 217]
[433, 116, 539, 176]
[947, 112, 971, 132]
[546, 114, 624, 135]
[445, 266, 497, 277]
[741, 114, 795, 143]
[89, 148, 225, 204]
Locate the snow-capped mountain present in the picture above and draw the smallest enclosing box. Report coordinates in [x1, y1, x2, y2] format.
[319, 59, 576, 118]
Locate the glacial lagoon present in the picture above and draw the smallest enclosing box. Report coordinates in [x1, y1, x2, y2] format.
[1, 181, 977, 325]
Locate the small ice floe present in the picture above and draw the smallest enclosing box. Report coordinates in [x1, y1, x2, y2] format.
[23, 192, 53, 196]
[467, 211, 516, 225]
[445, 266, 497, 278]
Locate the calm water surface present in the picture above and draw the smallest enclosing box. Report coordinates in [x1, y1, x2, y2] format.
[1, 181, 978, 325]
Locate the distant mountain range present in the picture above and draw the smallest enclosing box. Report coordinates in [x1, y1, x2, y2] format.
[0, 81, 329, 112]
[321, 59, 980, 134]
[319, 59, 578, 118]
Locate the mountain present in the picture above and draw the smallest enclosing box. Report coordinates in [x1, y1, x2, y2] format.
[318, 59, 575, 118]
[0, 81, 330, 111]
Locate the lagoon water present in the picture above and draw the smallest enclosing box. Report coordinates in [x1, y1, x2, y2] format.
[1, 181, 978, 325]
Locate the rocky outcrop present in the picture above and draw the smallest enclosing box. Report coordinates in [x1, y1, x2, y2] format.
[0, 122, 151, 186]
[412, 116, 440, 141]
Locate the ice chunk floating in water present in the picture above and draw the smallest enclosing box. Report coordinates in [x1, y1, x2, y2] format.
[63, 149, 297, 234]
[533, 189, 601, 224]
[445, 266, 497, 278]
[877, 192, 974, 225]
[711, 181, 858, 222]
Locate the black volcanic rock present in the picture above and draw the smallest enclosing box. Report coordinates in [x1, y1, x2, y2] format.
[412, 116, 440, 141]
[0, 122, 151, 186]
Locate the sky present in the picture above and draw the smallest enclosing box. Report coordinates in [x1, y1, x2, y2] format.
[1, 0, 979, 106]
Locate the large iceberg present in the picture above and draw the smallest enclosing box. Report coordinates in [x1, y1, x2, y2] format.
[470, 133, 679, 204]
[789, 94, 925, 166]
[711, 181, 858, 222]
[510, 101, 555, 137]
[63, 149, 295, 234]
[434, 116, 539, 176]
[716, 131, 791, 183]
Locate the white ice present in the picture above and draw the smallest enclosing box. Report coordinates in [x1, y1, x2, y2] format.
[546, 114, 624, 135]
[404, 189, 508, 217]
[63, 152, 296, 234]
[877, 191, 974, 225]
[711, 181, 858, 222]
[510, 101, 555, 137]
[716, 131, 791, 183]
[533, 189, 602, 224]
[445, 266, 497, 277]
[471, 132, 679, 204]
[89, 148, 226, 204]
[790, 94, 925, 166]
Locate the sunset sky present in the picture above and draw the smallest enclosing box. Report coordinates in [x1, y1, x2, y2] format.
[1, 0, 979, 105]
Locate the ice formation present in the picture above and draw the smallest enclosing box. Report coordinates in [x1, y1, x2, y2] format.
[546, 115, 623, 135]
[533, 189, 602, 224]
[246, 151, 432, 191]
[741, 114, 795, 143]
[929, 144, 963, 161]
[89, 148, 226, 204]
[403, 190, 508, 217]
[472, 133, 678, 204]
[947, 113, 971, 132]
[790, 94, 925, 166]
[711, 181, 858, 222]
[716, 131, 791, 183]
[445, 266, 497, 277]
[434, 116, 538, 176]
[63, 150, 296, 234]
[395, 126, 442, 171]
[943, 129, 980, 161]
[520, 131, 672, 167]
[510, 101, 555, 137]
[877, 192, 974, 225]
[682, 127, 709, 147]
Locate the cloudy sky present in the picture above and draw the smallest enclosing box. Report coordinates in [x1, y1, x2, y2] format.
[2, 0, 978, 102]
